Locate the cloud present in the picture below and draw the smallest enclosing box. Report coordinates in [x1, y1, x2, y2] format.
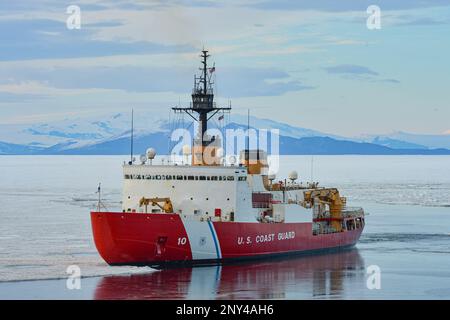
[0, 80, 115, 96]
[0, 0, 367, 61]
[83, 21, 125, 28]
[381, 78, 400, 84]
[3, 0, 448, 16]
[217, 67, 315, 96]
[394, 17, 449, 26]
[324, 65, 378, 76]
[0, 91, 47, 103]
[0, 65, 312, 98]
[324, 65, 401, 84]
[0, 19, 194, 61]
[251, 0, 450, 12]
[0, 1, 109, 12]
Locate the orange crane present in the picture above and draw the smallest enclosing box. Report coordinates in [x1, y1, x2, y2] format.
[139, 197, 174, 213]
[304, 188, 346, 232]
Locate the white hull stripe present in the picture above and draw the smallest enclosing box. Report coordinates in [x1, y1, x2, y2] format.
[182, 218, 220, 260]
[207, 220, 222, 259]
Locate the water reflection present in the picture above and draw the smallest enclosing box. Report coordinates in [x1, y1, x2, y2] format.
[94, 249, 365, 299]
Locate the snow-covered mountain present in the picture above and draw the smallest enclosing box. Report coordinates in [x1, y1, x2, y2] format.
[369, 137, 428, 150]
[0, 112, 167, 151]
[358, 131, 450, 150]
[0, 111, 337, 153]
[1, 112, 450, 155]
[369, 132, 450, 150]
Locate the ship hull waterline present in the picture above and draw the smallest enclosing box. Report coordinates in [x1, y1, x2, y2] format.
[91, 211, 364, 267]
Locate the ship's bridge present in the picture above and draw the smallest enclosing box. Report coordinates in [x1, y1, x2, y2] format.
[122, 164, 255, 222]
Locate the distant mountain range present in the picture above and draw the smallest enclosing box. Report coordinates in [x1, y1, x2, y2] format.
[1, 112, 450, 155]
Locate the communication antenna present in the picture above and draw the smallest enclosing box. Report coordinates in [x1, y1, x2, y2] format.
[97, 183, 101, 211]
[129, 108, 134, 165]
[171, 49, 231, 165]
[96, 183, 108, 212]
[246, 109, 250, 150]
[310, 155, 314, 183]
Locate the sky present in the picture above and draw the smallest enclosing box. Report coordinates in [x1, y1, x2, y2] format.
[0, 0, 449, 137]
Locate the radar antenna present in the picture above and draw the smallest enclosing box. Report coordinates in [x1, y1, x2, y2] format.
[172, 50, 231, 165]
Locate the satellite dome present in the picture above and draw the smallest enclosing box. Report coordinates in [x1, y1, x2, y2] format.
[146, 148, 156, 160]
[288, 170, 298, 181]
[139, 154, 147, 164]
[268, 172, 276, 181]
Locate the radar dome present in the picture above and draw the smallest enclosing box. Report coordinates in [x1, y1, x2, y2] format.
[139, 154, 147, 164]
[146, 148, 156, 160]
[288, 170, 298, 181]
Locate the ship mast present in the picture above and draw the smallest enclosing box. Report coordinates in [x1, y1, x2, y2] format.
[172, 50, 231, 165]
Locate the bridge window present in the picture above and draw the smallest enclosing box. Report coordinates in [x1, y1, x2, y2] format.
[125, 174, 240, 182]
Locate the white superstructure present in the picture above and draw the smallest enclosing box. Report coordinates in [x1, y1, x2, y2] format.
[121, 152, 313, 224]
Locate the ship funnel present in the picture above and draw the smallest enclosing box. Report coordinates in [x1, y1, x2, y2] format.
[240, 149, 268, 174]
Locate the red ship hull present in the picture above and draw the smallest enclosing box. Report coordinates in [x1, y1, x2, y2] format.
[90, 211, 364, 266]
